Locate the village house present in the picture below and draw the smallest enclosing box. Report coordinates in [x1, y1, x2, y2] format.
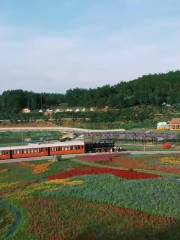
[65, 108, 73, 112]
[21, 108, 31, 114]
[169, 118, 180, 130]
[90, 107, 95, 112]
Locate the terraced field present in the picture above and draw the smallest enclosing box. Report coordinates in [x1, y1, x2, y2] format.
[0, 154, 180, 240]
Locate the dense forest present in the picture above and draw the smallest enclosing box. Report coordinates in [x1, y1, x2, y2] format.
[0, 71, 180, 113]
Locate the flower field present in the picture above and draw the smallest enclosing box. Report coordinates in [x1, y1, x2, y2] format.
[48, 167, 160, 180]
[0, 154, 180, 240]
[79, 154, 180, 175]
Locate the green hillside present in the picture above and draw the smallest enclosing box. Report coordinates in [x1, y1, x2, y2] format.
[0, 71, 180, 113]
[0, 71, 180, 129]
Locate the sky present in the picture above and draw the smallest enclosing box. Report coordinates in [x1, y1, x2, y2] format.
[0, 0, 180, 93]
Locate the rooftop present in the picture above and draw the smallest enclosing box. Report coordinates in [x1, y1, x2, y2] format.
[0, 140, 84, 151]
[170, 118, 180, 124]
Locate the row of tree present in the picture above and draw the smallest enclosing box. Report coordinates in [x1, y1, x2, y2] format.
[0, 71, 180, 113]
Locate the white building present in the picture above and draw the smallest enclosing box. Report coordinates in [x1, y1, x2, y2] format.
[65, 108, 73, 112]
[22, 108, 31, 114]
[90, 107, 95, 112]
[157, 122, 170, 130]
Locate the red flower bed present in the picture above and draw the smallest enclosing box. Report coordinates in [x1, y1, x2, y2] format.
[48, 167, 160, 180]
[163, 143, 172, 150]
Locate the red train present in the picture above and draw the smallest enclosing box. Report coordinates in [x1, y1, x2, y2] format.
[0, 140, 85, 160]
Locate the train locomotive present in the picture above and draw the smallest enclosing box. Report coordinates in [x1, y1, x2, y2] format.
[0, 140, 119, 160]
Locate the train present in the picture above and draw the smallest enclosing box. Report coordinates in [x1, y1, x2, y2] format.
[0, 140, 121, 160]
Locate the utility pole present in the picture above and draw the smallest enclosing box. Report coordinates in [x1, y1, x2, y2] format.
[41, 94, 43, 110]
[143, 134, 146, 152]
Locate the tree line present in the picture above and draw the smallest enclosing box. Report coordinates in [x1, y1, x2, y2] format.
[0, 71, 180, 113]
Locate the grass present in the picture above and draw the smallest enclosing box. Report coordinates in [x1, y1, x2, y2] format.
[0, 131, 63, 147]
[116, 142, 180, 151]
[0, 201, 17, 240]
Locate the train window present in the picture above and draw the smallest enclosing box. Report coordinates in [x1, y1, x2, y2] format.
[2, 151, 9, 155]
[70, 146, 74, 150]
[0, 151, 2, 155]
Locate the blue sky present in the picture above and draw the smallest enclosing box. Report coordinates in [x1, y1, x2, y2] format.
[0, 0, 180, 92]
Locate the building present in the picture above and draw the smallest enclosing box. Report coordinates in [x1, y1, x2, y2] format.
[157, 122, 169, 130]
[169, 118, 180, 130]
[65, 108, 73, 112]
[90, 107, 95, 112]
[21, 108, 31, 114]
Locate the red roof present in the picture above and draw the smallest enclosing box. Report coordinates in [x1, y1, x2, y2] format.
[170, 118, 180, 124]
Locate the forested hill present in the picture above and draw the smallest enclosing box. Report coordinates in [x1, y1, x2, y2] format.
[0, 71, 180, 113]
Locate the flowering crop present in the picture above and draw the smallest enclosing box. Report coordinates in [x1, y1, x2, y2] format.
[47, 175, 180, 218]
[19, 161, 53, 174]
[48, 167, 160, 180]
[0, 155, 180, 239]
[160, 157, 180, 165]
[23, 196, 180, 240]
[91, 154, 180, 175]
[48, 179, 84, 186]
[0, 168, 8, 174]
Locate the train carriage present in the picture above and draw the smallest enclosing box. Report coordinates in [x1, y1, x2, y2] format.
[0, 140, 85, 160]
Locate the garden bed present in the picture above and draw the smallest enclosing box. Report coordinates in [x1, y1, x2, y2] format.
[48, 167, 160, 180]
